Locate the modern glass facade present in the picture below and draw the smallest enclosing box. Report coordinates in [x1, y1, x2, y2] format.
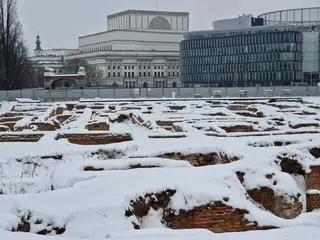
[180, 30, 303, 87]
[258, 7, 320, 28]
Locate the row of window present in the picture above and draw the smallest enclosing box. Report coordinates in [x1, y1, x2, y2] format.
[181, 43, 301, 58]
[123, 81, 176, 88]
[182, 52, 302, 66]
[121, 72, 180, 78]
[107, 65, 180, 70]
[107, 71, 180, 78]
[182, 31, 302, 50]
[182, 61, 302, 74]
[80, 45, 113, 54]
[182, 71, 302, 86]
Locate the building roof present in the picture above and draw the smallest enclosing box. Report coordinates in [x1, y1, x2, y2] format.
[183, 25, 308, 39]
[107, 9, 189, 19]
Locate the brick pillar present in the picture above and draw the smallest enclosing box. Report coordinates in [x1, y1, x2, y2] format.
[306, 165, 320, 212]
[306, 191, 320, 212]
[306, 166, 320, 190]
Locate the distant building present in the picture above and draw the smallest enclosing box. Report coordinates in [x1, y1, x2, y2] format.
[213, 14, 263, 31]
[65, 10, 189, 88]
[180, 7, 320, 87]
[30, 35, 78, 87]
[43, 66, 88, 89]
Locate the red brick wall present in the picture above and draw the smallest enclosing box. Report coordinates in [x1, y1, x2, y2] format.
[306, 193, 320, 212]
[165, 202, 274, 233]
[247, 187, 302, 219]
[306, 166, 320, 190]
[56, 133, 132, 145]
[248, 187, 274, 212]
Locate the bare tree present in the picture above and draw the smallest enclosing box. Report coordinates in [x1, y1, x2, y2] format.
[64, 58, 102, 87]
[0, 0, 31, 90]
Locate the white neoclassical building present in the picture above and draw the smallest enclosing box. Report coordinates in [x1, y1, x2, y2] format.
[65, 10, 189, 88]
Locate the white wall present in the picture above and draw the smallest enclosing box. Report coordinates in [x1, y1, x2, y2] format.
[213, 15, 252, 31]
[107, 12, 188, 32]
[78, 30, 184, 52]
[303, 32, 320, 72]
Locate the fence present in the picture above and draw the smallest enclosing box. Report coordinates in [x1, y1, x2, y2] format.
[0, 86, 319, 102]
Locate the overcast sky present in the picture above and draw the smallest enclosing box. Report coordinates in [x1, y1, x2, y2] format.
[17, 0, 319, 52]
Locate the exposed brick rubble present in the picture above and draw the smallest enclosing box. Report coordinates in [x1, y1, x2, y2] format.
[276, 153, 305, 175]
[221, 125, 255, 133]
[12, 211, 65, 236]
[247, 187, 302, 219]
[85, 122, 110, 131]
[125, 190, 275, 233]
[56, 133, 132, 145]
[306, 165, 320, 212]
[158, 152, 240, 166]
[0, 134, 43, 142]
[309, 147, 320, 159]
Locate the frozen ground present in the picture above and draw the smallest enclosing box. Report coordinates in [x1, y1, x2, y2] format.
[0, 97, 319, 239]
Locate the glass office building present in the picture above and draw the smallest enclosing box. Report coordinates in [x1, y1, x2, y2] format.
[180, 27, 303, 87]
[258, 7, 320, 27]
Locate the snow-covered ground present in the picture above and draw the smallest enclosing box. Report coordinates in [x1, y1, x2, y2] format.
[0, 97, 319, 239]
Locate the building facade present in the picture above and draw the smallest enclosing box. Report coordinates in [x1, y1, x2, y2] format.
[181, 7, 320, 87]
[65, 10, 189, 88]
[30, 35, 78, 87]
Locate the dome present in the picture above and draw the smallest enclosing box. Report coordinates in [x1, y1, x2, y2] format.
[148, 16, 171, 30]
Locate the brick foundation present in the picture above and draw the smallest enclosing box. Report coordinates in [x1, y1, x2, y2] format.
[56, 133, 132, 145]
[126, 191, 275, 233]
[306, 166, 320, 190]
[56, 115, 71, 124]
[157, 152, 240, 167]
[309, 147, 320, 158]
[85, 122, 110, 131]
[31, 122, 60, 131]
[306, 192, 320, 212]
[247, 187, 302, 219]
[221, 125, 255, 133]
[0, 134, 43, 142]
[165, 202, 274, 233]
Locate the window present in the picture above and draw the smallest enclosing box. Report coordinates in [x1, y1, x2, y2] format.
[113, 72, 115, 77]
[118, 72, 120, 77]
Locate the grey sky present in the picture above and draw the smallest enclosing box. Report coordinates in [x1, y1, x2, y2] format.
[17, 0, 319, 52]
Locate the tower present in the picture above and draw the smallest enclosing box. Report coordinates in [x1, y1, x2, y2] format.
[35, 35, 42, 56]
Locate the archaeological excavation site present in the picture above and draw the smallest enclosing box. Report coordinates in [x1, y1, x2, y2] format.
[0, 97, 320, 240]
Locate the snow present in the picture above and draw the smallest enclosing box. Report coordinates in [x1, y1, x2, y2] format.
[15, 98, 40, 104]
[0, 97, 320, 239]
[2, 227, 320, 240]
